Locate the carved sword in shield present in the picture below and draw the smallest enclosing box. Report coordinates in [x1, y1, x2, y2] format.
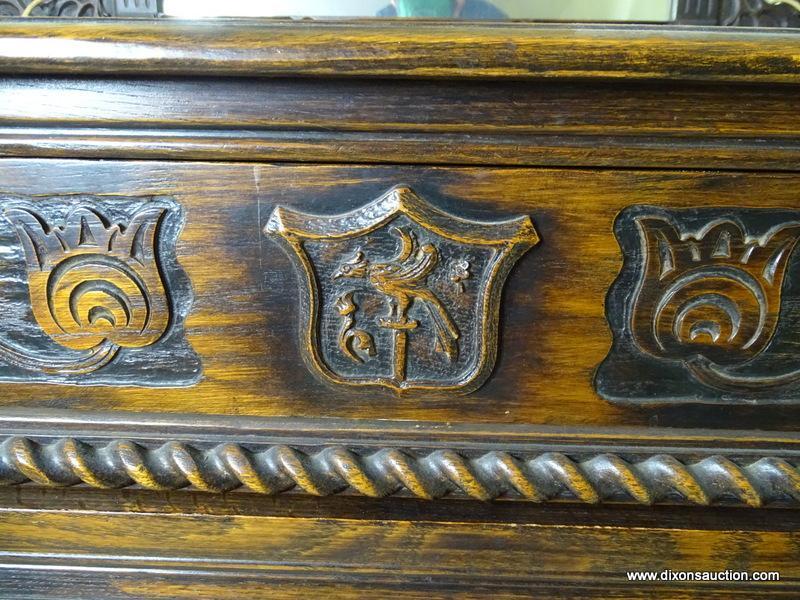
[265, 186, 538, 394]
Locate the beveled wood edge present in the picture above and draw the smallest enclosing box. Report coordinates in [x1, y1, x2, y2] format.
[4, 128, 800, 171]
[0, 20, 798, 83]
[0, 409, 798, 507]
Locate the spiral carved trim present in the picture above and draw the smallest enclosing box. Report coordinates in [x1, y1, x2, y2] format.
[1, 436, 798, 507]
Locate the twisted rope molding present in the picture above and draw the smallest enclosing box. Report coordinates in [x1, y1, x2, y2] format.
[0, 436, 798, 506]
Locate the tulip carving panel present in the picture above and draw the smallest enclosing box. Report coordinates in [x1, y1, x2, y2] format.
[0, 0, 109, 16]
[0, 195, 200, 386]
[596, 205, 800, 403]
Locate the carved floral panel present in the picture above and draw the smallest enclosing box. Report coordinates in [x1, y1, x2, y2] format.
[265, 185, 538, 394]
[596, 205, 800, 403]
[0, 195, 200, 386]
[0, 0, 109, 16]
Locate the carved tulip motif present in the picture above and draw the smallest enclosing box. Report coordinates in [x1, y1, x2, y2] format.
[2, 205, 171, 373]
[631, 216, 800, 388]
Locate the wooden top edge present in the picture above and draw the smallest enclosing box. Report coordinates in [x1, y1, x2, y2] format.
[0, 19, 797, 82]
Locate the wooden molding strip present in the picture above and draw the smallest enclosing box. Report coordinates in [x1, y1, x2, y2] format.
[0, 21, 798, 83]
[2, 509, 799, 596]
[3, 128, 800, 171]
[2, 435, 799, 506]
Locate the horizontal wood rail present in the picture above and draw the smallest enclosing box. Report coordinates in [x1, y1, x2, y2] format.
[0, 20, 797, 82]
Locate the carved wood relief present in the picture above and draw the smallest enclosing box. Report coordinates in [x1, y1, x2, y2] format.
[1, 21, 800, 598]
[597, 205, 800, 403]
[0, 195, 200, 385]
[1, 433, 797, 506]
[265, 185, 538, 394]
[0, 0, 108, 16]
[675, 0, 800, 26]
[0, 0, 159, 16]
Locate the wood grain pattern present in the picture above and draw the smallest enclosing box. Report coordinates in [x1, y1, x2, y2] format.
[597, 206, 800, 403]
[5, 77, 798, 137]
[0, 160, 799, 431]
[0, 75, 798, 170]
[0, 19, 798, 598]
[266, 185, 538, 393]
[0, 21, 798, 83]
[1, 432, 798, 505]
[0, 508, 797, 598]
[6, 128, 800, 172]
[0, 195, 200, 384]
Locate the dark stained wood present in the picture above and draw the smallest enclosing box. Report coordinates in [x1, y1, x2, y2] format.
[598, 205, 800, 404]
[0, 19, 798, 599]
[0, 21, 798, 83]
[0, 160, 800, 430]
[6, 482, 800, 529]
[6, 127, 800, 172]
[265, 185, 538, 395]
[0, 194, 200, 385]
[0, 507, 797, 599]
[0, 76, 798, 170]
[1, 410, 799, 505]
[4, 77, 798, 137]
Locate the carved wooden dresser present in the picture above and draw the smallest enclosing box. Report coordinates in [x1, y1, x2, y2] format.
[0, 17, 798, 599]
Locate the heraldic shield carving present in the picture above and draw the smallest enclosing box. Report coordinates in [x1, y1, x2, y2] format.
[265, 186, 539, 394]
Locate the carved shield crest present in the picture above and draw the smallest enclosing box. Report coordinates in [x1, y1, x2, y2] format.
[265, 186, 538, 393]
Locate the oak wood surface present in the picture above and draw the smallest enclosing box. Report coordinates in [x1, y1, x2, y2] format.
[0, 507, 796, 598]
[1, 75, 798, 170]
[6, 77, 798, 137]
[5, 483, 800, 528]
[0, 160, 798, 431]
[0, 19, 798, 598]
[1, 410, 799, 505]
[0, 20, 798, 83]
[6, 127, 800, 172]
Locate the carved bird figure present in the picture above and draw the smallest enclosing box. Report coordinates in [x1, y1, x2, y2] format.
[334, 227, 460, 361]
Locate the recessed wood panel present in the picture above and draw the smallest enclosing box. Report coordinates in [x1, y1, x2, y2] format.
[0, 159, 798, 430]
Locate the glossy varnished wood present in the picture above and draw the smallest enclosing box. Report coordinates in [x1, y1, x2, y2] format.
[0, 160, 799, 430]
[0, 22, 798, 172]
[1, 75, 798, 170]
[5, 77, 798, 137]
[1, 410, 798, 505]
[0, 20, 798, 83]
[0, 504, 797, 598]
[0, 19, 798, 598]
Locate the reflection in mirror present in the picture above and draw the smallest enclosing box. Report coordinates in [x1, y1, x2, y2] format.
[163, 0, 677, 21]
